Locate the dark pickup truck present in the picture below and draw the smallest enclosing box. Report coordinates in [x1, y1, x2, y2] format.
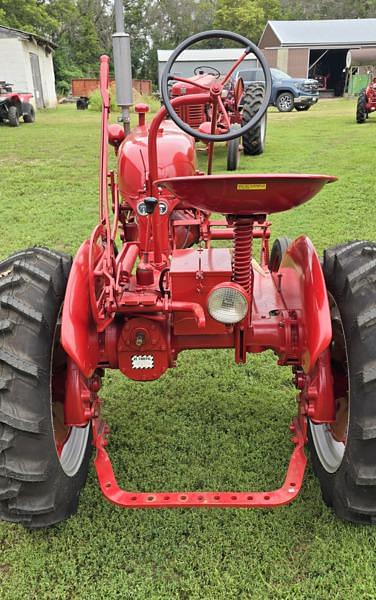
[236, 67, 319, 112]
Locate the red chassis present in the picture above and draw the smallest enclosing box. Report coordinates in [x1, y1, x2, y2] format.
[60, 49, 337, 510]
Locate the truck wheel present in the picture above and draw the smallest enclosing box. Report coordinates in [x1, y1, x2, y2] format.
[309, 241, 376, 523]
[276, 92, 294, 112]
[242, 83, 267, 156]
[356, 89, 367, 123]
[268, 236, 291, 272]
[227, 125, 240, 170]
[8, 106, 19, 127]
[22, 102, 35, 123]
[0, 248, 92, 528]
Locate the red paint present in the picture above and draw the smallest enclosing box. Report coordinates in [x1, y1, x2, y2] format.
[93, 415, 306, 509]
[156, 174, 337, 215]
[60, 48, 340, 514]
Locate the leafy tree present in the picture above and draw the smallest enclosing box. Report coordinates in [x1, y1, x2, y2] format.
[0, 0, 58, 36]
[214, 0, 281, 43]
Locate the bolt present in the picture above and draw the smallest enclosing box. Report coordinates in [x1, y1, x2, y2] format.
[135, 332, 145, 347]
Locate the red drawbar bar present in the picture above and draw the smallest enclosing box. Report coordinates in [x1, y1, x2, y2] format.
[93, 417, 307, 509]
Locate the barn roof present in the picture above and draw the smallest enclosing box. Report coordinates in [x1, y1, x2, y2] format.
[158, 48, 255, 62]
[0, 25, 56, 51]
[261, 19, 376, 48]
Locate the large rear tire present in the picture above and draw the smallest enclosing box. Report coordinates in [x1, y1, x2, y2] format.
[0, 248, 91, 528]
[356, 89, 367, 123]
[309, 241, 376, 523]
[242, 83, 267, 156]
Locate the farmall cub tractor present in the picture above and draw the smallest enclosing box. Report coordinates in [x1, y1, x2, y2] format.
[356, 74, 376, 123]
[1, 31, 376, 529]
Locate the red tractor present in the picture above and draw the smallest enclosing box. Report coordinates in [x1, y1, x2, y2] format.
[0, 81, 35, 126]
[169, 65, 266, 171]
[1, 30, 376, 528]
[356, 75, 376, 123]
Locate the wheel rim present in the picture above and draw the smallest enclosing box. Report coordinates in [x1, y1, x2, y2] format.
[310, 294, 349, 473]
[51, 314, 89, 477]
[279, 95, 293, 110]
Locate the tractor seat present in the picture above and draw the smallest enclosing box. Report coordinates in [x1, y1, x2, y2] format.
[156, 174, 336, 215]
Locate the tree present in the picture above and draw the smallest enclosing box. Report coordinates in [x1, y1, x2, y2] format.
[214, 0, 281, 43]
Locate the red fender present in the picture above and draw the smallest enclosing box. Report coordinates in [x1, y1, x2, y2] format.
[61, 240, 100, 377]
[279, 235, 332, 373]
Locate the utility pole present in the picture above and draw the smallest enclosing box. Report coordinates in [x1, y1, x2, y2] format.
[113, 0, 133, 134]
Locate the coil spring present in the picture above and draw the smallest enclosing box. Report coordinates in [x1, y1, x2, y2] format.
[233, 218, 254, 294]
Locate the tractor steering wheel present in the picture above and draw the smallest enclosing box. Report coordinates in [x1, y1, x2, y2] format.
[193, 65, 221, 78]
[161, 30, 272, 143]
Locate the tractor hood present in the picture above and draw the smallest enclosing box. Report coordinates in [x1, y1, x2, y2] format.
[117, 118, 196, 202]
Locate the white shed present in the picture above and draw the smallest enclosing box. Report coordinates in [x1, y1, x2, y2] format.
[0, 25, 57, 108]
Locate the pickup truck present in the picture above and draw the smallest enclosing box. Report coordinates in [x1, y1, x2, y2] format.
[236, 68, 319, 112]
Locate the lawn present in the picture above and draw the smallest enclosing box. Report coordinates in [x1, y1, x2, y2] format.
[1, 99, 376, 600]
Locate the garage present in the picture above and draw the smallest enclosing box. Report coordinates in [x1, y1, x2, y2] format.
[259, 18, 376, 96]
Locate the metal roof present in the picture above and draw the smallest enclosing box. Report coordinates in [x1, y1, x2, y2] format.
[158, 48, 255, 62]
[0, 24, 56, 50]
[264, 19, 376, 47]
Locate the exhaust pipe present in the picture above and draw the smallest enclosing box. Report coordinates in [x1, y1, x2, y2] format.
[113, 0, 133, 134]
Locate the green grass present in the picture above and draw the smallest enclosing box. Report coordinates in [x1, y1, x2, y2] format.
[1, 99, 376, 599]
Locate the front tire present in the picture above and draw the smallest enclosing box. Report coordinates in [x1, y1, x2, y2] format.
[227, 125, 240, 171]
[0, 248, 91, 528]
[8, 105, 19, 127]
[242, 83, 267, 155]
[309, 241, 376, 524]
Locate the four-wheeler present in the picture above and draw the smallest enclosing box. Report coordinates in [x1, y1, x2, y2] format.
[236, 67, 319, 112]
[1, 29, 376, 529]
[169, 64, 266, 170]
[356, 76, 376, 123]
[0, 82, 35, 126]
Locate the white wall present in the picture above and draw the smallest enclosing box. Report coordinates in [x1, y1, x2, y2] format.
[0, 38, 28, 92]
[22, 40, 57, 108]
[0, 37, 57, 108]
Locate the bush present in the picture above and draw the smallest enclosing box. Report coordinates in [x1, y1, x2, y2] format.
[88, 85, 161, 114]
[88, 84, 117, 111]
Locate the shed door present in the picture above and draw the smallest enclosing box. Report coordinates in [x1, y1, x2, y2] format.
[29, 53, 44, 108]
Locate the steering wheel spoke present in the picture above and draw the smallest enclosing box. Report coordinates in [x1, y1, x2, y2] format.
[161, 30, 272, 143]
[168, 74, 211, 91]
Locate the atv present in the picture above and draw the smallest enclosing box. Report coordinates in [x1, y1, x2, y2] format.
[0, 81, 35, 127]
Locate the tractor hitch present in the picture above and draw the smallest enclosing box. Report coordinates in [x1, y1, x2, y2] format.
[93, 414, 307, 509]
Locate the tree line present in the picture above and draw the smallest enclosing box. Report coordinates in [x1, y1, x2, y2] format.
[0, 0, 375, 92]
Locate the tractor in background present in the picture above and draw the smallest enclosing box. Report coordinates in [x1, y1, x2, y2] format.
[0, 82, 35, 126]
[356, 75, 376, 123]
[1, 27, 376, 529]
[169, 65, 266, 171]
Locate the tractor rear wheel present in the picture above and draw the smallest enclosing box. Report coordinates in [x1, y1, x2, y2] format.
[309, 241, 376, 523]
[0, 248, 91, 528]
[356, 89, 367, 123]
[242, 83, 267, 155]
[8, 106, 19, 127]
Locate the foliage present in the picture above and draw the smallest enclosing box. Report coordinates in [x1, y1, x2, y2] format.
[1, 0, 376, 95]
[214, 0, 281, 42]
[1, 100, 376, 598]
[88, 84, 117, 110]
